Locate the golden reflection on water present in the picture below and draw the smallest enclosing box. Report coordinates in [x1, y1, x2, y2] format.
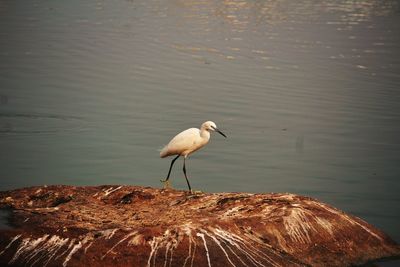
[173, 0, 398, 28]
[166, 0, 399, 66]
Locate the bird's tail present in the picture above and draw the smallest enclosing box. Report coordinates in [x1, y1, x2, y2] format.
[159, 145, 169, 158]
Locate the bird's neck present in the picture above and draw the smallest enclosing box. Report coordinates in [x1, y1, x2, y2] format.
[200, 128, 211, 141]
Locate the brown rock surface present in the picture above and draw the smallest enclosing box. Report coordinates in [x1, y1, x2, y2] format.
[0, 185, 398, 266]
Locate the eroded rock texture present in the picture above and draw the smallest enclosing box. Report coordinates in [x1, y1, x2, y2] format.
[0, 185, 398, 266]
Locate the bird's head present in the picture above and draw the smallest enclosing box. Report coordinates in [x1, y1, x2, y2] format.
[202, 121, 227, 138]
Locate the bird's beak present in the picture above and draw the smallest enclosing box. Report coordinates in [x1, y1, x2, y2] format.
[211, 125, 227, 138]
[216, 128, 227, 138]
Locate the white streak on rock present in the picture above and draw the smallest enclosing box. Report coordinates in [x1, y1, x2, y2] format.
[196, 233, 211, 267]
[162, 229, 179, 267]
[9, 238, 30, 264]
[182, 237, 192, 267]
[241, 231, 296, 266]
[284, 208, 314, 244]
[217, 237, 249, 267]
[33, 235, 70, 267]
[101, 231, 137, 260]
[314, 217, 334, 236]
[24, 235, 66, 265]
[182, 225, 197, 267]
[9, 235, 49, 264]
[186, 228, 197, 267]
[214, 229, 265, 267]
[104, 186, 123, 196]
[147, 237, 159, 267]
[63, 236, 91, 267]
[168, 243, 175, 267]
[276, 194, 296, 201]
[163, 241, 171, 267]
[55, 238, 75, 261]
[128, 234, 144, 246]
[62, 242, 81, 267]
[349, 218, 383, 240]
[43, 236, 70, 266]
[222, 206, 244, 217]
[316, 202, 383, 241]
[201, 229, 236, 267]
[152, 239, 161, 267]
[190, 239, 197, 267]
[84, 241, 93, 254]
[0, 234, 21, 256]
[231, 230, 281, 267]
[101, 228, 119, 240]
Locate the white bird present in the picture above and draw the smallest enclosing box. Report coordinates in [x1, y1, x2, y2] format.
[160, 121, 227, 192]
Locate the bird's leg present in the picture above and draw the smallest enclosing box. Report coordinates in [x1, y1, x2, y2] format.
[183, 157, 193, 193]
[161, 155, 180, 189]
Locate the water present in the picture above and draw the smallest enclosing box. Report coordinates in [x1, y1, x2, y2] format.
[1, 0, 399, 246]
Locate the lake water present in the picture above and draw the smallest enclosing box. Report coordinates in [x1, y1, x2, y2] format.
[1, 0, 399, 247]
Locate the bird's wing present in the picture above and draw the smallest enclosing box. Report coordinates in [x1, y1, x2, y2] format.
[160, 128, 200, 158]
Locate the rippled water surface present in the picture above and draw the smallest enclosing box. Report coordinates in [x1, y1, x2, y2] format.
[1, 0, 400, 244]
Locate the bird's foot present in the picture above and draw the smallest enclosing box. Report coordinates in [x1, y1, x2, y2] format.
[160, 179, 172, 189]
[186, 189, 203, 195]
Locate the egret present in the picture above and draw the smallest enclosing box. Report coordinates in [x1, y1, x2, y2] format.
[160, 121, 227, 193]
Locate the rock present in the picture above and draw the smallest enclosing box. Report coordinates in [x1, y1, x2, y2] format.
[0, 185, 398, 266]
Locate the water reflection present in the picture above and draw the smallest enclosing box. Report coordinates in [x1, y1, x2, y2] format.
[145, 0, 400, 73]
[172, 0, 399, 28]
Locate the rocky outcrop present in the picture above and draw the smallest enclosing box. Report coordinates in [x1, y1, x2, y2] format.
[0, 185, 398, 266]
